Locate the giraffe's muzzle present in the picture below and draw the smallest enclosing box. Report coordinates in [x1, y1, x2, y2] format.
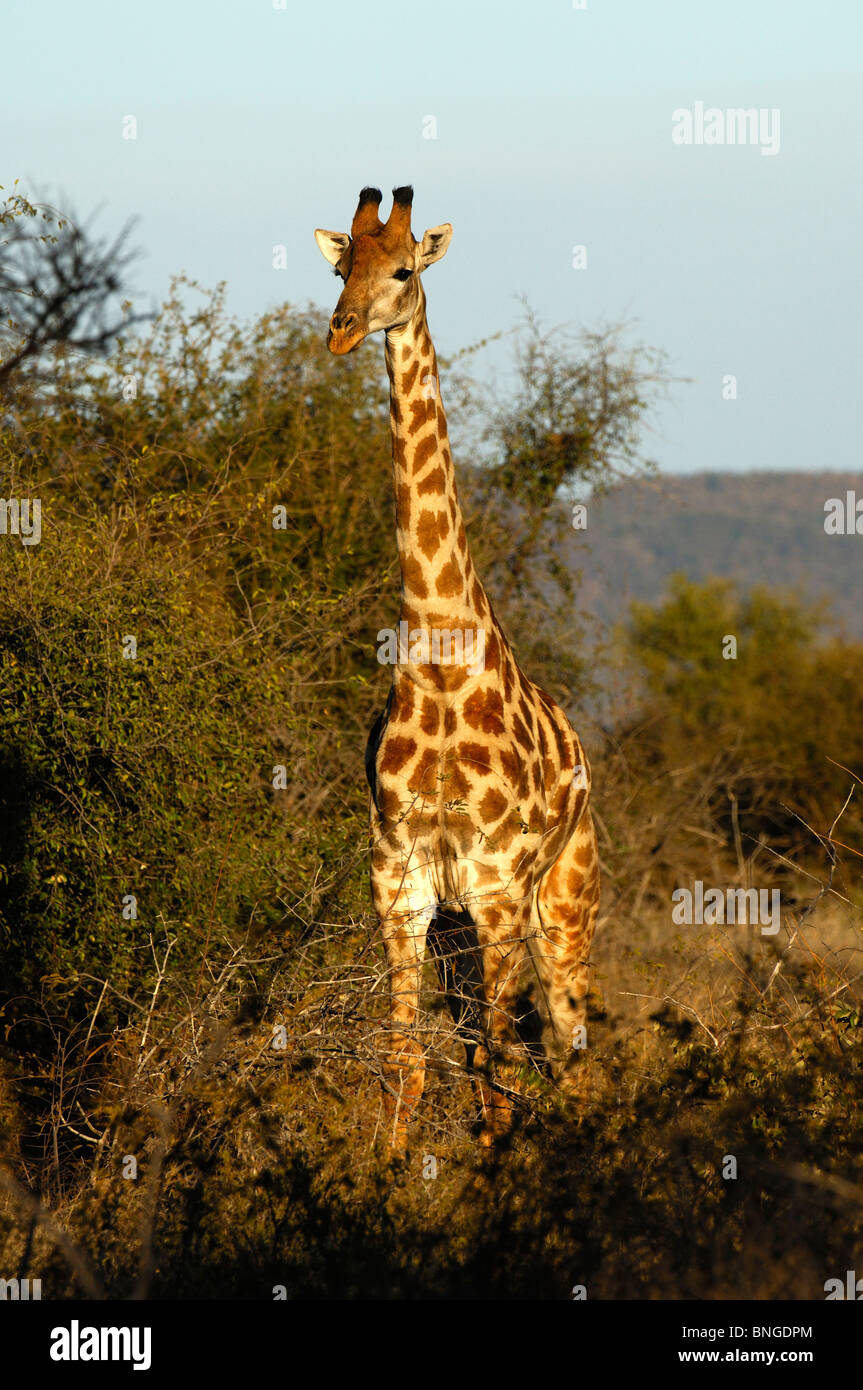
[327, 310, 365, 355]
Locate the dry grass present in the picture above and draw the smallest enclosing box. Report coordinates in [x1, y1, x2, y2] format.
[2, 802, 860, 1300]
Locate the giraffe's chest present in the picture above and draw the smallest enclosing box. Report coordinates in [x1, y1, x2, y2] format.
[366, 674, 587, 878]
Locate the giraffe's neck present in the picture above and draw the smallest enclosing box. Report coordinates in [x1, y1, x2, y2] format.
[384, 289, 490, 666]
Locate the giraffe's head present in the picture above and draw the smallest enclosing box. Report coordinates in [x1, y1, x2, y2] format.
[314, 185, 452, 354]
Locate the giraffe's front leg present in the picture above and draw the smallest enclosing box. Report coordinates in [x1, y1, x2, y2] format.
[372, 862, 435, 1155]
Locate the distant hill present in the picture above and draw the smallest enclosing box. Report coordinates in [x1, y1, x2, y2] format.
[561, 471, 863, 640]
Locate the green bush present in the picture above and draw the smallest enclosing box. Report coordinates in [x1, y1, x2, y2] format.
[621, 574, 863, 861]
[0, 498, 365, 1017]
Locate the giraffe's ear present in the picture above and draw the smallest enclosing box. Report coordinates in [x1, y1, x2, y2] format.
[419, 223, 453, 268]
[314, 229, 350, 266]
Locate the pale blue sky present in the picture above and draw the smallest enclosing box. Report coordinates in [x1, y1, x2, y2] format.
[7, 0, 863, 475]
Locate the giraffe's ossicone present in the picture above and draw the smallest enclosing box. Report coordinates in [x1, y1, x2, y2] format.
[315, 185, 601, 1151]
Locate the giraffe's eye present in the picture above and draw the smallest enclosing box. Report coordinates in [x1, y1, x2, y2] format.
[392, 268, 413, 281]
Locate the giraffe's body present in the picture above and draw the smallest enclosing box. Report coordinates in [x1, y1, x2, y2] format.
[315, 187, 600, 1149]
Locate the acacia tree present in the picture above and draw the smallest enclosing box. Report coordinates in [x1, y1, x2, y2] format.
[446, 305, 673, 706]
[0, 182, 150, 397]
[476, 305, 671, 590]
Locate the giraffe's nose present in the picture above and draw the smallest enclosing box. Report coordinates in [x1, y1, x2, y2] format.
[330, 309, 357, 334]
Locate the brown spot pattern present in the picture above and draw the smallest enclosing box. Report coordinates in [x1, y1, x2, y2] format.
[502, 658, 514, 702]
[402, 555, 427, 598]
[392, 681, 414, 722]
[463, 688, 505, 736]
[408, 400, 428, 435]
[417, 465, 445, 496]
[568, 868, 585, 895]
[435, 558, 463, 598]
[412, 433, 437, 473]
[512, 714, 532, 752]
[458, 741, 493, 774]
[479, 787, 509, 824]
[416, 508, 449, 560]
[409, 746, 440, 794]
[420, 697, 440, 735]
[446, 764, 472, 799]
[380, 735, 417, 775]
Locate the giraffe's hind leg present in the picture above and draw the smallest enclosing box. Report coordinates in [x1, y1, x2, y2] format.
[428, 906, 485, 1060]
[463, 891, 534, 1145]
[532, 810, 600, 1089]
[428, 897, 531, 1146]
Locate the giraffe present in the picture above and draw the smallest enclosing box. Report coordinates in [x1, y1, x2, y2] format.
[314, 185, 600, 1151]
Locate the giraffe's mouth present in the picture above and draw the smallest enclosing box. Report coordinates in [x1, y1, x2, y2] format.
[327, 327, 367, 355]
